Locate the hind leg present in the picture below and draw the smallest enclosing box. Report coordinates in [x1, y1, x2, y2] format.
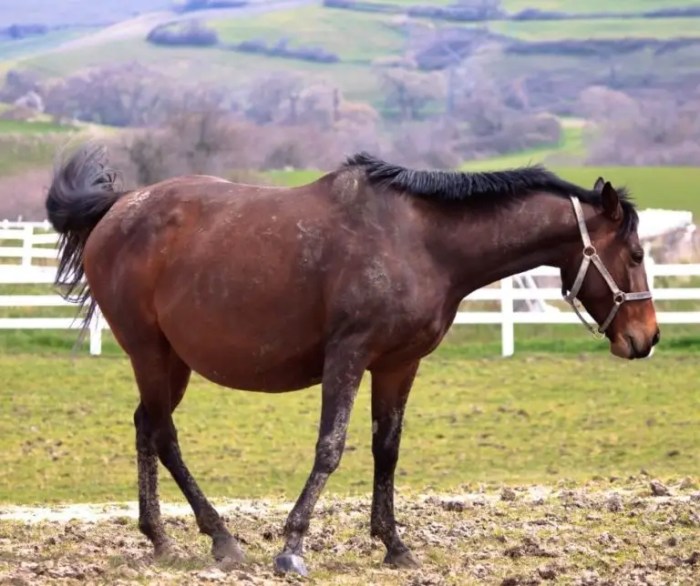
[131, 336, 244, 563]
[132, 351, 193, 557]
[134, 402, 170, 557]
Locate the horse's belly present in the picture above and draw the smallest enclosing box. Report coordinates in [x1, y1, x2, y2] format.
[188, 350, 325, 392]
[158, 300, 326, 392]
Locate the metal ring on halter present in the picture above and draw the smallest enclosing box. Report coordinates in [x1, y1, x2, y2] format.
[563, 195, 653, 337]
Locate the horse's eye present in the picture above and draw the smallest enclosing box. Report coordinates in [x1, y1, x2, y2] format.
[631, 249, 644, 264]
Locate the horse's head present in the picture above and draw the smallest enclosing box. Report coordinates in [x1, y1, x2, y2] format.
[560, 177, 659, 359]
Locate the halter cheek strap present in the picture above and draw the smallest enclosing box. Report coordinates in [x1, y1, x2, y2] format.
[562, 196, 652, 338]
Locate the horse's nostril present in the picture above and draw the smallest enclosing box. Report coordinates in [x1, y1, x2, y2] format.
[652, 329, 660, 346]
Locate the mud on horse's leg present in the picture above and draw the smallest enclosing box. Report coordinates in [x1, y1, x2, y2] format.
[132, 346, 244, 563]
[273, 347, 366, 576]
[134, 403, 170, 557]
[370, 361, 420, 568]
[151, 415, 245, 562]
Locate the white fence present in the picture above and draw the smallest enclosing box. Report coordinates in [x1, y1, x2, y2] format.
[2, 222, 700, 357]
[0, 221, 106, 356]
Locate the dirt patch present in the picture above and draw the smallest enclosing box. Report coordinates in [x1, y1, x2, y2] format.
[1, 481, 698, 585]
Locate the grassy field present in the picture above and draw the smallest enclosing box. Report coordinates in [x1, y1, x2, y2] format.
[490, 17, 700, 41]
[0, 118, 75, 134]
[12, 38, 382, 105]
[1, 350, 698, 505]
[211, 6, 407, 63]
[368, 0, 700, 11]
[0, 116, 129, 180]
[0, 136, 63, 177]
[0, 29, 91, 61]
[500, 0, 700, 13]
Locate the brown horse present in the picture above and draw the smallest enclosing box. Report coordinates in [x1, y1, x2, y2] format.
[46, 144, 659, 576]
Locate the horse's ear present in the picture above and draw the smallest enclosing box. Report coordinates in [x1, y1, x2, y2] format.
[601, 181, 622, 221]
[593, 177, 605, 193]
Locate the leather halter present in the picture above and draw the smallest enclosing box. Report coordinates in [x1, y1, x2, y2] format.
[562, 196, 653, 338]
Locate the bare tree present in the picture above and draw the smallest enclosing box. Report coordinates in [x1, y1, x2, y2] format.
[112, 109, 272, 186]
[581, 85, 700, 166]
[377, 68, 447, 121]
[244, 72, 306, 125]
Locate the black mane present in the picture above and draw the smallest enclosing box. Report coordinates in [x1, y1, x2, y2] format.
[343, 152, 638, 236]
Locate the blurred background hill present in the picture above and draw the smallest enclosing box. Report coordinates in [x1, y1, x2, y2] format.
[1, 0, 699, 220]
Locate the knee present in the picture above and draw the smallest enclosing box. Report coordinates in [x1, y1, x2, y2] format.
[315, 437, 344, 474]
[372, 440, 400, 465]
[372, 425, 402, 464]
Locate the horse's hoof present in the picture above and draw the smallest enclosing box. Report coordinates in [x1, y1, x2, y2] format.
[273, 552, 309, 577]
[212, 536, 245, 563]
[384, 549, 420, 569]
[153, 541, 178, 562]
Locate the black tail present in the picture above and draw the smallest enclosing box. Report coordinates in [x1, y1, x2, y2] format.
[45, 142, 124, 342]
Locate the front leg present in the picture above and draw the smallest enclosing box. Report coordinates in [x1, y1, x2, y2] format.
[273, 344, 366, 576]
[370, 361, 420, 568]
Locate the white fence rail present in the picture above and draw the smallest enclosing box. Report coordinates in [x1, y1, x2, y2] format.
[2, 222, 700, 356]
[459, 262, 700, 355]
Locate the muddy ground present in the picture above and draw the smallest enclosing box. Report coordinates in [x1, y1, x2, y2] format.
[1, 479, 698, 586]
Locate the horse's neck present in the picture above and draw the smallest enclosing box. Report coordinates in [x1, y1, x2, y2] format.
[427, 193, 584, 298]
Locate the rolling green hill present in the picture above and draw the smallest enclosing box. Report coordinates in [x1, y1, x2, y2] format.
[490, 17, 700, 41]
[500, 0, 700, 13]
[3, 2, 699, 101]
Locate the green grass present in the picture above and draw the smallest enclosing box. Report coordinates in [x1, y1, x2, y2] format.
[548, 167, 700, 218]
[0, 136, 64, 177]
[490, 17, 700, 41]
[211, 6, 407, 63]
[0, 119, 75, 134]
[501, 0, 700, 14]
[1, 320, 699, 360]
[459, 123, 586, 170]
[0, 121, 130, 178]
[262, 168, 325, 187]
[0, 349, 698, 505]
[362, 0, 454, 5]
[0, 29, 91, 61]
[376, 0, 699, 10]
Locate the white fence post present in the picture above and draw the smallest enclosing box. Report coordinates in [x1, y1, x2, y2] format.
[646, 248, 656, 298]
[501, 276, 515, 357]
[89, 307, 103, 356]
[21, 225, 33, 268]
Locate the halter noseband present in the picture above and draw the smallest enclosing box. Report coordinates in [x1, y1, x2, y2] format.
[562, 196, 652, 338]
